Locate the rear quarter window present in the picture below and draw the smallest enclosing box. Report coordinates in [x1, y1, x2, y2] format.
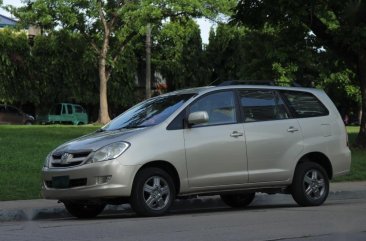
[75, 106, 83, 113]
[281, 90, 329, 118]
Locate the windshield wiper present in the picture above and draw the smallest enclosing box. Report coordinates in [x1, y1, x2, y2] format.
[124, 125, 151, 129]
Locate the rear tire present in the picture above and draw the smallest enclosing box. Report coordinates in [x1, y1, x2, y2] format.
[220, 193, 255, 208]
[130, 167, 175, 217]
[64, 201, 106, 219]
[291, 162, 329, 206]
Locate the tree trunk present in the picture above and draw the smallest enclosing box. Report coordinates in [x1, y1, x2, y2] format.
[355, 53, 366, 148]
[145, 23, 152, 99]
[97, 36, 111, 125]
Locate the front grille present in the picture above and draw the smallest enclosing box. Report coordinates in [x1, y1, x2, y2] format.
[50, 151, 91, 168]
[45, 178, 87, 189]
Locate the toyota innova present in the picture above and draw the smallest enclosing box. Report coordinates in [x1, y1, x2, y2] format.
[42, 84, 351, 218]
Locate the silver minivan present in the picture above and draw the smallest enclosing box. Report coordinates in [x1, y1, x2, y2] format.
[42, 85, 351, 218]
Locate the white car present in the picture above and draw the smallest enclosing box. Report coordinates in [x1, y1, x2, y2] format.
[42, 84, 351, 218]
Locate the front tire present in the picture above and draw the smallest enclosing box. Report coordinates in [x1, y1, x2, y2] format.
[220, 193, 255, 208]
[291, 162, 329, 206]
[130, 167, 175, 216]
[64, 201, 106, 219]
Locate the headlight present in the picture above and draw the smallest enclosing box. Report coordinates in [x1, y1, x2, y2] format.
[44, 153, 52, 167]
[89, 142, 130, 163]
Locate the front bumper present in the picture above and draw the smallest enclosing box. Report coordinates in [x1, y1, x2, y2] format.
[41, 160, 140, 200]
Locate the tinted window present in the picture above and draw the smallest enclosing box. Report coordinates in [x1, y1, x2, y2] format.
[67, 105, 73, 114]
[75, 106, 83, 113]
[281, 91, 329, 118]
[240, 90, 289, 122]
[0, 105, 6, 113]
[62, 105, 66, 114]
[189, 91, 236, 126]
[7, 106, 20, 114]
[103, 94, 194, 131]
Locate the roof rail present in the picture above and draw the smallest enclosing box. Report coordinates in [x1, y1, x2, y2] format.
[217, 80, 302, 87]
[217, 80, 275, 86]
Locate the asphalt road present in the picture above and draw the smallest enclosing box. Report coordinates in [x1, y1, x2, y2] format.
[1, 194, 366, 241]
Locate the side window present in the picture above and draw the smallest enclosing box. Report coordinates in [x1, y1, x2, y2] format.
[189, 91, 237, 126]
[75, 106, 83, 113]
[240, 90, 289, 122]
[7, 106, 19, 114]
[281, 91, 329, 118]
[67, 105, 73, 114]
[0, 106, 5, 113]
[61, 105, 67, 114]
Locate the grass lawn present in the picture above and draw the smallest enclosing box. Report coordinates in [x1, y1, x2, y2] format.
[0, 125, 99, 201]
[0, 125, 365, 201]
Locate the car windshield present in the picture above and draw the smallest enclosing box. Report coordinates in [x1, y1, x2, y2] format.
[102, 94, 194, 131]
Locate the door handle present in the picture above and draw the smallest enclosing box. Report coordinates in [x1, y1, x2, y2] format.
[287, 126, 299, 133]
[230, 131, 244, 138]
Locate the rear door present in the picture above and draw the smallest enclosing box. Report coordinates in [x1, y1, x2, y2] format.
[239, 89, 303, 183]
[184, 90, 248, 187]
[65, 104, 75, 123]
[74, 105, 88, 124]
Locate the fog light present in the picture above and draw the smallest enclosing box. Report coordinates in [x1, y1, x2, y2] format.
[96, 175, 112, 184]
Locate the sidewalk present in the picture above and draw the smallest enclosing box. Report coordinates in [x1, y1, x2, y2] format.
[1, 181, 366, 222]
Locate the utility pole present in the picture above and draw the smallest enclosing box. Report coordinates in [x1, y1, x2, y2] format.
[145, 23, 152, 99]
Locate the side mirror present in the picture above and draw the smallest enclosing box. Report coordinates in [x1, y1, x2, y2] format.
[188, 111, 209, 126]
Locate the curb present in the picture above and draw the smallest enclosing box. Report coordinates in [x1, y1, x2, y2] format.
[1, 189, 366, 222]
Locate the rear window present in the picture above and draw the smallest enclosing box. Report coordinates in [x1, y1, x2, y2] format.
[281, 91, 329, 118]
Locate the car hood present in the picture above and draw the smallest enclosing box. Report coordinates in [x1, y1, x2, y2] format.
[52, 128, 146, 155]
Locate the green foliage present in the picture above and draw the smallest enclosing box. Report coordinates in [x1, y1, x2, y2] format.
[318, 69, 361, 104]
[0, 29, 34, 104]
[4, 0, 234, 122]
[204, 23, 322, 86]
[272, 63, 298, 86]
[30, 31, 99, 109]
[205, 24, 247, 81]
[154, 19, 208, 90]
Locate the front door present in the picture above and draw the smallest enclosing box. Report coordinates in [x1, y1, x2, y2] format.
[184, 91, 248, 188]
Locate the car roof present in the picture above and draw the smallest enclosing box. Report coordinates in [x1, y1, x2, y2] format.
[169, 85, 324, 96]
[59, 103, 82, 106]
[161, 86, 214, 96]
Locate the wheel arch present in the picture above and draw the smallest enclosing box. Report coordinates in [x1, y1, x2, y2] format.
[134, 160, 181, 195]
[296, 152, 333, 179]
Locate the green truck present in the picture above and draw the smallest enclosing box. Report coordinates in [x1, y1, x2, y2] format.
[38, 103, 88, 125]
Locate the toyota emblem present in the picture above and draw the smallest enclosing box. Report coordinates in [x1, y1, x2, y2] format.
[60, 153, 73, 164]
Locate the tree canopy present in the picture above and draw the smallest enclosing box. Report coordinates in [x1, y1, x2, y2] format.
[234, 0, 366, 147]
[7, 0, 235, 124]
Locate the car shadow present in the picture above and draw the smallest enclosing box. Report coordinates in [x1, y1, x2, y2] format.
[44, 194, 348, 222]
